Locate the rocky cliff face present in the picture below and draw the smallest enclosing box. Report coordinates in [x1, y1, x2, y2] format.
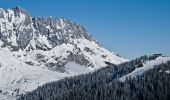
[0, 7, 96, 51]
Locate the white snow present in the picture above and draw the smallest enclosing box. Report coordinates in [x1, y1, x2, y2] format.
[0, 48, 91, 99]
[74, 38, 128, 68]
[119, 57, 170, 82]
[165, 70, 170, 74]
[0, 94, 15, 100]
[36, 35, 52, 49]
[64, 62, 93, 75]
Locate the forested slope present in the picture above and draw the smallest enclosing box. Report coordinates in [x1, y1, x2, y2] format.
[18, 55, 170, 100]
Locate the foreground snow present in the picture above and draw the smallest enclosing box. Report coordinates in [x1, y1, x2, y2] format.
[0, 48, 92, 99]
[0, 94, 15, 100]
[119, 57, 170, 82]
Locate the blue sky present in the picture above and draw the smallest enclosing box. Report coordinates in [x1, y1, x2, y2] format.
[0, 0, 170, 59]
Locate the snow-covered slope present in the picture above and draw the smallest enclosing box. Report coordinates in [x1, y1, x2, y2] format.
[0, 7, 128, 99]
[0, 47, 93, 98]
[119, 56, 170, 82]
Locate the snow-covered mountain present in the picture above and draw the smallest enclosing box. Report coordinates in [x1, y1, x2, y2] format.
[0, 7, 128, 98]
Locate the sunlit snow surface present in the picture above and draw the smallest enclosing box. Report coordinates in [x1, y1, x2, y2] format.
[0, 48, 90, 99]
[119, 57, 170, 82]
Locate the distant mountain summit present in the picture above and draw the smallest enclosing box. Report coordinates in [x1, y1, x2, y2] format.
[0, 7, 128, 98]
[1, 6, 97, 51]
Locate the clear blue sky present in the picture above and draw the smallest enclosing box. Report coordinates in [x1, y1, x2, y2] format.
[0, 0, 170, 59]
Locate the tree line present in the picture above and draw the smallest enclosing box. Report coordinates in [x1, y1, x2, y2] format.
[18, 55, 170, 100]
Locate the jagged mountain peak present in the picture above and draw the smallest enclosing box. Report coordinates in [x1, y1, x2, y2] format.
[12, 6, 28, 15]
[0, 7, 98, 51]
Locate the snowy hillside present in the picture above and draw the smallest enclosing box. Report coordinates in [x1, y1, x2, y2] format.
[0, 47, 92, 98]
[0, 7, 128, 99]
[119, 56, 170, 82]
